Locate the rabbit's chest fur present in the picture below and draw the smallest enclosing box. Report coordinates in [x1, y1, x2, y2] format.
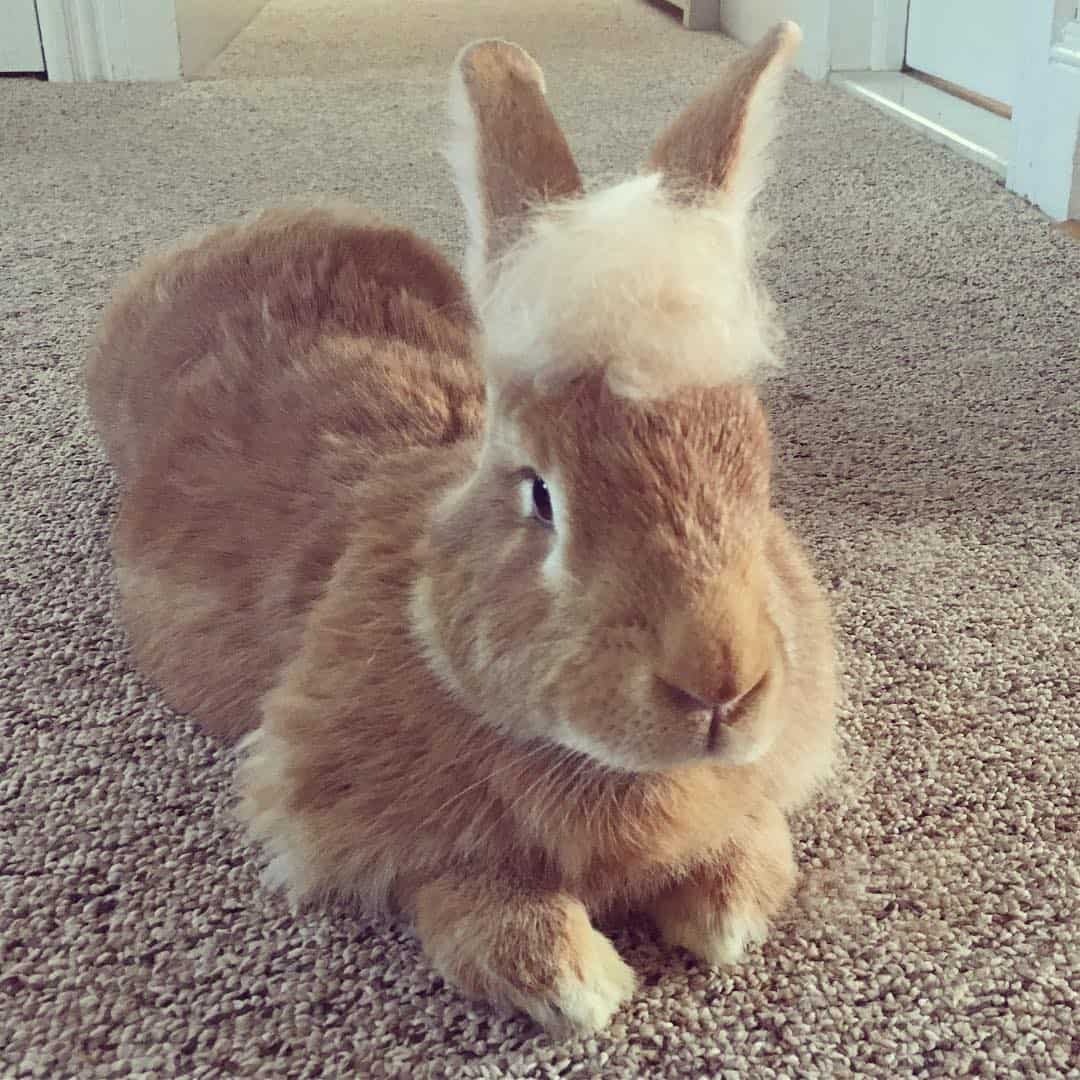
[244, 458, 796, 917]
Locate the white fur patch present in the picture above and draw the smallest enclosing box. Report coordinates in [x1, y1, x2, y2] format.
[408, 575, 468, 702]
[479, 174, 780, 399]
[260, 293, 274, 343]
[541, 535, 566, 587]
[236, 729, 314, 907]
[261, 853, 305, 911]
[720, 21, 801, 213]
[516, 474, 536, 520]
[552, 718, 632, 773]
[445, 49, 488, 298]
[661, 905, 770, 966]
[543, 931, 636, 1034]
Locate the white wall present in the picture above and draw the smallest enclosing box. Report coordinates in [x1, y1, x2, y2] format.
[828, 0, 908, 72]
[715, 0, 830, 79]
[1, 0, 46, 72]
[715, 0, 907, 78]
[176, 0, 268, 75]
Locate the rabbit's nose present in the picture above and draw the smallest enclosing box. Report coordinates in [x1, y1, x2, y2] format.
[657, 571, 776, 728]
[657, 669, 767, 723]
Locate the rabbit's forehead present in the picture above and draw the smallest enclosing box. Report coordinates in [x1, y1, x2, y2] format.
[501, 373, 770, 548]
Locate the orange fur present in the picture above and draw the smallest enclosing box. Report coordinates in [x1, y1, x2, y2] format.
[86, 206, 480, 737]
[88, 24, 838, 1035]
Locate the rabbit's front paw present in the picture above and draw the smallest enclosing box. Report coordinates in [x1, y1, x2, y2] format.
[654, 893, 772, 966]
[650, 800, 796, 967]
[414, 879, 635, 1035]
[529, 917, 636, 1034]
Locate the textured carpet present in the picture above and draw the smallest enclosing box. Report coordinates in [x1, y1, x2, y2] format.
[2, 0, 1078, 1076]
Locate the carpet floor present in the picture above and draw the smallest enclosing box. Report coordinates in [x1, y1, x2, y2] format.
[2, 0, 1077, 1076]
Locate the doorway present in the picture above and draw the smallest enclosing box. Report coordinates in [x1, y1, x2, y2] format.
[1, 0, 45, 74]
[904, 0, 1023, 115]
[823, 0, 1080, 219]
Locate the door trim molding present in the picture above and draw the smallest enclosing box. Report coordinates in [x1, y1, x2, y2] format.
[1050, 18, 1080, 68]
[1008, 2, 1080, 218]
[36, 0, 181, 81]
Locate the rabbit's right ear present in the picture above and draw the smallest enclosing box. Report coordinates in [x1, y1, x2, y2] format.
[647, 21, 802, 213]
[448, 40, 583, 297]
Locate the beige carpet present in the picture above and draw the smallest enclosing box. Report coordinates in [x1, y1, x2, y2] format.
[2, 0, 1078, 1075]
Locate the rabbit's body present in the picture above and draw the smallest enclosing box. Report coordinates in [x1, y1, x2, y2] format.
[88, 207, 484, 735]
[88, 24, 840, 1034]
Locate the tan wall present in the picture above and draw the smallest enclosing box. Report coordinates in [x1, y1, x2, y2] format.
[176, 0, 268, 75]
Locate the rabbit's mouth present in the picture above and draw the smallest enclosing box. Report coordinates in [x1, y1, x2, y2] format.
[702, 665, 782, 766]
[706, 709, 724, 755]
[704, 667, 770, 753]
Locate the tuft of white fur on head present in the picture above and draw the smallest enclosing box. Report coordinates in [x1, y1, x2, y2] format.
[477, 174, 781, 399]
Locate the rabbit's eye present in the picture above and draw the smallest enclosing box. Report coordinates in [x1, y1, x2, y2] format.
[531, 476, 554, 527]
[517, 469, 556, 529]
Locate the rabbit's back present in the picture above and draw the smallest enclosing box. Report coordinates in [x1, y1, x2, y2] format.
[87, 205, 484, 738]
[86, 205, 478, 481]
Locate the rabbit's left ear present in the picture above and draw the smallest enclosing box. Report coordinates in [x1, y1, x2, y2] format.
[448, 40, 583, 296]
[647, 21, 802, 213]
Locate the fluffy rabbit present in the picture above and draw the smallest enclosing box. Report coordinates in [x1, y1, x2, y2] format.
[87, 21, 837, 1035]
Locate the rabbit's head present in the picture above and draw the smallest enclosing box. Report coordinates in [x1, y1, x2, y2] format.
[415, 25, 803, 772]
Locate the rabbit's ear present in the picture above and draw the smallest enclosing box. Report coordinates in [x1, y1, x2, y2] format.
[448, 40, 582, 294]
[647, 21, 801, 212]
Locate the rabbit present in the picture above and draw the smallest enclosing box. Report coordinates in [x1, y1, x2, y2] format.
[86, 21, 837, 1036]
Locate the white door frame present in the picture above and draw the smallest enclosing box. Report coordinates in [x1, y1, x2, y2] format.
[715, 0, 1080, 220]
[37, 0, 182, 81]
[1008, 1, 1080, 220]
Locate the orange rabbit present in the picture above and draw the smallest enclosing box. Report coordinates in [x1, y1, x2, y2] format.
[87, 22, 837, 1034]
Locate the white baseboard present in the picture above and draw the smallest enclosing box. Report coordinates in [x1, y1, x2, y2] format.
[832, 71, 1010, 176]
[1050, 18, 1080, 68]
